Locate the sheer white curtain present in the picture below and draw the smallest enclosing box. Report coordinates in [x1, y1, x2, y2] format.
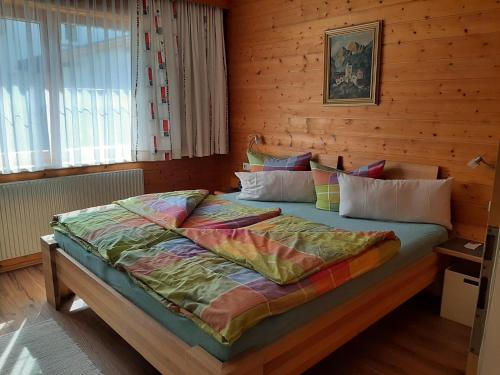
[133, 0, 228, 161]
[0, 0, 132, 174]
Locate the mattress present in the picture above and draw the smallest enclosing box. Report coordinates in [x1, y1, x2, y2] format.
[53, 193, 448, 361]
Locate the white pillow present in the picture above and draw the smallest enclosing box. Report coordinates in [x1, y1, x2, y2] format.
[338, 173, 453, 229]
[235, 171, 316, 202]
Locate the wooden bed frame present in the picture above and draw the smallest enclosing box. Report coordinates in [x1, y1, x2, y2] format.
[41, 161, 442, 375]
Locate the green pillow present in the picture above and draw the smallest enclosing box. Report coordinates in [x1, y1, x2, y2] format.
[310, 160, 386, 211]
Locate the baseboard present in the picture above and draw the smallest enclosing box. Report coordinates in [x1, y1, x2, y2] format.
[466, 352, 478, 375]
[0, 253, 42, 273]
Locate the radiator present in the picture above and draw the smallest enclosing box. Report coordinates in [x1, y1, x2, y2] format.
[0, 169, 144, 261]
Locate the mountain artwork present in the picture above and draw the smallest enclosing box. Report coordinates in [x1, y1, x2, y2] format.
[324, 22, 381, 105]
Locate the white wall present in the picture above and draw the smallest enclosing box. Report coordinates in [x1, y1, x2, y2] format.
[479, 241, 500, 375]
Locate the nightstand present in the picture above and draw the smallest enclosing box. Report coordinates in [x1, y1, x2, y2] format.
[434, 238, 484, 263]
[434, 238, 484, 327]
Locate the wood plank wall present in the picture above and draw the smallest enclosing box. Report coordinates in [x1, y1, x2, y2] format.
[0, 155, 228, 194]
[226, 0, 500, 241]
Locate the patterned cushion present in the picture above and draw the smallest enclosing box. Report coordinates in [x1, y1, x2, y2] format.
[247, 150, 312, 172]
[311, 160, 385, 211]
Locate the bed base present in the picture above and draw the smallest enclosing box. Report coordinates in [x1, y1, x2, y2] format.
[41, 234, 441, 375]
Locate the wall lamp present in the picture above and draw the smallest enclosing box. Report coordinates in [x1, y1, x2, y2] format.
[247, 133, 263, 152]
[467, 155, 495, 170]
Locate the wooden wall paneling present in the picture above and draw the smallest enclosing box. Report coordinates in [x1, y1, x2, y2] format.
[230, 1, 500, 41]
[141, 155, 229, 193]
[0, 155, 229, 194]
[227, 0, 500, 241]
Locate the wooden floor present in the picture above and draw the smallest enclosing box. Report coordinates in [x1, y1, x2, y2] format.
[1, 265, 470, 375]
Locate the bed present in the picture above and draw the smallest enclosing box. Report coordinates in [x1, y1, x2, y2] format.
[41, 161, 446, 375]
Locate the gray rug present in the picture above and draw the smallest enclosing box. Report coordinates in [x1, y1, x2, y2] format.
[0, 319, 101, 375]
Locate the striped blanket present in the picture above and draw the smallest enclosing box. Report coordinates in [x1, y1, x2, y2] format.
[52, 190, 400, 344]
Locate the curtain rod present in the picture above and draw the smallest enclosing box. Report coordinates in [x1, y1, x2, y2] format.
[1, 0, 128, 20]
[186, 0, 231, 9]
[3, 0, 231, 14]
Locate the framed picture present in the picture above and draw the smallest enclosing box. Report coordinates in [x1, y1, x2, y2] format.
[323, 21, 382, 106]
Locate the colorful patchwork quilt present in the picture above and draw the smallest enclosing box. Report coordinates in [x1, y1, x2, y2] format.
[52, 190, 400, 344]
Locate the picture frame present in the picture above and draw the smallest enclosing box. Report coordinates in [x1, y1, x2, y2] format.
[323, 21, 382, 106]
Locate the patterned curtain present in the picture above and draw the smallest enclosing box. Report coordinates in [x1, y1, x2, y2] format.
[132, 0, 228, 161]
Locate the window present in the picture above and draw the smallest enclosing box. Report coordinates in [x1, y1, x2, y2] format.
[0, 1, 131, 174]
[58, 23, 132, 166]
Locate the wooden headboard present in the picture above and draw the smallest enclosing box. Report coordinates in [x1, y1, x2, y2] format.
[339, 157, 439, 180]
[252, 144, 342, 170]
[246, 144, 439, 180]
[381, 162, 439, 180]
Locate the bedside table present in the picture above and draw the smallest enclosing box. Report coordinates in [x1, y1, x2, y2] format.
[434, 238, 484, 263]
[435, 238, 483, 327]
